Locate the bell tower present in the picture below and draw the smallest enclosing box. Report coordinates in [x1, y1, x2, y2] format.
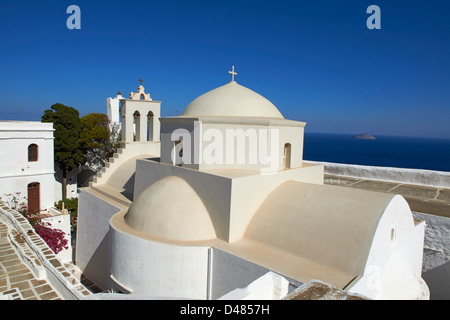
[120, 79, 161, 143]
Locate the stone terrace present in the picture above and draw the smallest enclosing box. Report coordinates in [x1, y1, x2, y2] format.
[0, 221, 61, 300]
[0, 202, 99, 300]
[324, 174, 450, 218]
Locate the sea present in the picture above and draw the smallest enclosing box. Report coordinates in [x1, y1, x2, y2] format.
[303, 133, 450, 173]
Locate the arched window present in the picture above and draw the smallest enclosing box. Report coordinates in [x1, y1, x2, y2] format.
[173, 140, 183, 166]
[28, 144, 38, 162]
[283, 143, 291, 169]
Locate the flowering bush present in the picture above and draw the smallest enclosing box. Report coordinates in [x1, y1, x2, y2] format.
[3, 192, 69, 255]
[34, 221, 69, 254]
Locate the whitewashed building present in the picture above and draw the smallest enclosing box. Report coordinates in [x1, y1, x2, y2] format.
[77, 72, 429, 300]
[0, 121, 56, 211]
[0, 120, 73, 263]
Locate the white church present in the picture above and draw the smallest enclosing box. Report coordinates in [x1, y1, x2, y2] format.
[76, 68, 429, 300]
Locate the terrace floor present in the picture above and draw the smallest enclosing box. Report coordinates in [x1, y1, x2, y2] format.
[324, 174, 450, 218]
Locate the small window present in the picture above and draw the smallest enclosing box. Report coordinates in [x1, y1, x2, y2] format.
[28, 144, 38, 162]
[283, 143, 291, 169]
[390, 228, 396, 242]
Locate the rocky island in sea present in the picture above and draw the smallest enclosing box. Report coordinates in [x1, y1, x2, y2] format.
[353, 133, 376, 140]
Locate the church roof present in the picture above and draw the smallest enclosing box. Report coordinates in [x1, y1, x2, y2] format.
[124, 176, 216, 241]
[181, 81, 284, 119]
[244, 181, 402, 279]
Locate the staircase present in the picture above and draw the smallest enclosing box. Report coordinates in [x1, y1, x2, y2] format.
[89, 141, 160, 187]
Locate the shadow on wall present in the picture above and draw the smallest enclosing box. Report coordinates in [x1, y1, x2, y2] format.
[120, 173, 135, 202]
[423, 259, 450, 300]
[80, 232, 110, 291]
[77, 169, 96, 188]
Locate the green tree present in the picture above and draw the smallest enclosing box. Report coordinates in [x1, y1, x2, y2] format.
[42, 103, 85, 200]
[80, 113, 110, 150]
[80, 113, 121, 169]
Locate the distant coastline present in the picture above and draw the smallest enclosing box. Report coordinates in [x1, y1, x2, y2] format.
[353, 133, 376, 140]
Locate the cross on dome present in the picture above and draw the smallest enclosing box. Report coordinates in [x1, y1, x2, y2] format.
[139, 78, 143, 85]
[228, 66, 237, 82]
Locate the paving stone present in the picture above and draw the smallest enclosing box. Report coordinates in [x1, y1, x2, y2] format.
[34, 284, 53, 294]
[437, 189, 450, 202]
[391, 184, 438, 199]
[40, 291, 60, 300]
[0, 221, 63, 300]
[3, 259, 22, 268]
[9, 273, 35, 283]
[0, 249, 15, 255]
[8, 267, 29, 277]
[11, 280, 31, 291]
[30, 279, 47, 287]
[49, 259, 62, 268]
[350, 180, 400, 192]
[324, 175, 362, 186]
[324, 176, 450, 219]
[20, 289, 35, 299]
[404, 197, 450, 218]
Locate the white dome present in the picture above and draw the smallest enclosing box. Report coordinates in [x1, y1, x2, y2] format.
[124, 176, 216, 241]
[181, 81, 284, 119]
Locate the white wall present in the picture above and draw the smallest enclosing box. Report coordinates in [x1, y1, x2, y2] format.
[228, 163, 324, 242]
[210, 248, 277, 299]
[109, 215, 210, 299]
[160, 118, 199, 169]
[43, 207, 73, 263]
[0, 174, 56, 210]
[348, 195, 429, 300]
[413, 211, 450, 300]
[0, 121, 55, 209]
[305, 160, 450, 188]
[132, 159, 323, 243]
[76, 189, 121, 289]
[107, 96, 121, 124]
[120, 100, 161, 143]
[133, 159, 232, 241]
[159, 117, 305, 173]
[53, 165, 79, 202]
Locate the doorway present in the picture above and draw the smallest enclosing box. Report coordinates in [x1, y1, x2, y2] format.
[27, 182, 40, 214]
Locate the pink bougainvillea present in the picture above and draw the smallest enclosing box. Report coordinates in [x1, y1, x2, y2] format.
[34, 221, 69, 254]
[4, 191, 69, 254]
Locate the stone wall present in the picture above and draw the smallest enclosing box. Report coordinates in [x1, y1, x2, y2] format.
[304, 160, 450, 188]
[413, 212, 450, 300]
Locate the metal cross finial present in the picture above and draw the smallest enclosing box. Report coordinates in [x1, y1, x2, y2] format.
[228, 66, 237, 82]
[139, 78, 143, 85]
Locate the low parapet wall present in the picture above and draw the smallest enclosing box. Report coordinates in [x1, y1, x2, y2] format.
[304, 160, 450, 188]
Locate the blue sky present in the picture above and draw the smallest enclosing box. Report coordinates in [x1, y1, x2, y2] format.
[1, 0, 449, 138]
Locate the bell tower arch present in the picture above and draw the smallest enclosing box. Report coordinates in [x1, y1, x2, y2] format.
[120, 79, 161, 143]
